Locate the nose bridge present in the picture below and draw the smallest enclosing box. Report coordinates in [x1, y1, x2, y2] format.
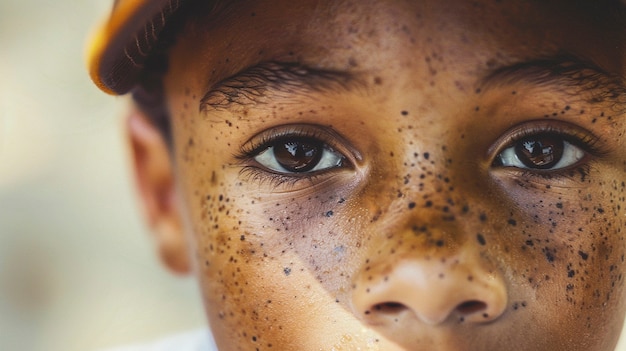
[351, 211, 508, 327]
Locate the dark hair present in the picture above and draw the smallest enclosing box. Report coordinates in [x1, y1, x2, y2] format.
[131, 0, 233, 144]
[130, 5, 188, 144]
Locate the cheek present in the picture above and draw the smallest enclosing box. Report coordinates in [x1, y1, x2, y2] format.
[492, 170, 626, 327]
[175, 146, 365, 348]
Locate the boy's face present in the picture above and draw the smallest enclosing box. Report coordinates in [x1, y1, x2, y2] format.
[148, 0, 626, 349]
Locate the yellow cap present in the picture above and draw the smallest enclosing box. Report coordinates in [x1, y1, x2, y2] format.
[87, 0, 185, 95]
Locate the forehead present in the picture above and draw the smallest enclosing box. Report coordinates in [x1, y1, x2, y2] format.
[167, 0, 624, 96]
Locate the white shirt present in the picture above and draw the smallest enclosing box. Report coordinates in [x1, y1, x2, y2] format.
[101, 329, 218, 351]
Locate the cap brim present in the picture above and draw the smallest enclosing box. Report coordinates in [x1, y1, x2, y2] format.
[87, 0, 183, 95]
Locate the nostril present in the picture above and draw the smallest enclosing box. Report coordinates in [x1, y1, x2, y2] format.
[367, 302, 407, 315]
[456, 300, 487, 315]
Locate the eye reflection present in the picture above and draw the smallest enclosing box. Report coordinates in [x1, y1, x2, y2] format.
[495, 133, 585, 171]
[254, 137, 344, 173]
[515, 135, 563, 169]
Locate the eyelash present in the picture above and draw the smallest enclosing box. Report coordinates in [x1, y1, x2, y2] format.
[491, 121, 605, 179]
[235, 125, 351, 187]
[235, 121, 604, 188]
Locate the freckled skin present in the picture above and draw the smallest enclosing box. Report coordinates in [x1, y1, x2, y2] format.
[159, 0, 625, 350]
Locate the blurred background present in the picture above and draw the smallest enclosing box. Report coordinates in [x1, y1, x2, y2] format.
[1, 1, 626, 351]
[0, 1, 205, 351]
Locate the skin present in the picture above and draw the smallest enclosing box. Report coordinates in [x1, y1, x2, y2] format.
[129, 0, 626, 350]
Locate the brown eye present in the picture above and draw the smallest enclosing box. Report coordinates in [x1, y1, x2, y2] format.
[514, 135, 564, 169]
[253, 137, 344, 174]
[495, 133, 585, 171]
[274, 139, 323, 172]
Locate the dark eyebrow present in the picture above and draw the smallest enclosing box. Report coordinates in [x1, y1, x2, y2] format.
[199, 62, 357, 112]
[479, 54, 626, 105]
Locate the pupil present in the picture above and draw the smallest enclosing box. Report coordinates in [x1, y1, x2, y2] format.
[514, 134, 564, 169]
[274, 139, 323, 172]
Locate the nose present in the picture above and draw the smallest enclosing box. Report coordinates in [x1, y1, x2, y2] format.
[351, 252, 507, 326]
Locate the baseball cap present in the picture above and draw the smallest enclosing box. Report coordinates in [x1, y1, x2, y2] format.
[87, 0, 186, 95]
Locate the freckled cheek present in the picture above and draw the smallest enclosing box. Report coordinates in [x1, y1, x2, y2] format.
[497, 181, 626, 307]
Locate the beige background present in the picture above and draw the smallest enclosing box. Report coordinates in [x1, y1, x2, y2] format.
[0, 1, 205, 350]
[0, 1, 624, 350]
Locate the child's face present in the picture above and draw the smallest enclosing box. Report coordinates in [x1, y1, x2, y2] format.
[153, 0, 626, 349]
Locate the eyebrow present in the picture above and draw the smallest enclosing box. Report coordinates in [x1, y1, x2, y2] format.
[200, 54, 626, 112]
[479, 54, 626, 105]
[199, 62, 357, 112]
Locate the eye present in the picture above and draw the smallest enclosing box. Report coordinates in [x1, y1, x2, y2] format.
[254, 137, 344, 173]
[494, 133, 585, 171]
[237, 124, 360, 180]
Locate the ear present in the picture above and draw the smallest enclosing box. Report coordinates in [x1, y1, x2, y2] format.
[127, 109, 191, 275]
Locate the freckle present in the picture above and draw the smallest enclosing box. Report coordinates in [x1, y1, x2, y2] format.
[474, 106, 480, 112]
[511, 91, 516, 95]
[475, 88, 482, 94]
[543, 248, 555, 263]
[579, 250, 589, 260]
[401, 110, 409, 116]
[476, 233, 486, 246]
[568, 270, 575, 277]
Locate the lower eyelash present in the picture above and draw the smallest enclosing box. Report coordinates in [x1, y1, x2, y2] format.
[238, 166, 321, 189]
[511, 163, 594, 183]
